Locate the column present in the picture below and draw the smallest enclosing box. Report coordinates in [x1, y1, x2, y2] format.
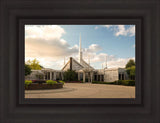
[97, 75, 98, 81]
[50, 72, 52, 80]
[90, 72, 93, 83]
[54, 72, 56, 80]
[78, 72, 80, 81]
[83, 72, 85, 83]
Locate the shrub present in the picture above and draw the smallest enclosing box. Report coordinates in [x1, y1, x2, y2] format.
[64, 69, 77, 81]
[25, 80, 32, 88]
[92, 81, 116, 84]
[59, 80, 65, 85]
[46, 80, 57, 85]
[114, 80, 135, 86]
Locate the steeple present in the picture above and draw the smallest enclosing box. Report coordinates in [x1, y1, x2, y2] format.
[105, 55, 107, 69]
[79, 33, 82, 63]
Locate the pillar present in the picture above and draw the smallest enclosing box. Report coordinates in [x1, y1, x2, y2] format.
[54, 72, 56, 80]
[50, 72, 52, 80]
[90, 72, 93, 83]
[83, 72, 85, 83]
[47, 72, 48, 80]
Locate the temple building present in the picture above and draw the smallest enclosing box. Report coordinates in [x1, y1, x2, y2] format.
[25, 35, 129, 82]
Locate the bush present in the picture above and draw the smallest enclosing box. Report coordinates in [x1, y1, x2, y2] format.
[59, 80, 65, 85]
[25, 80, 32, 88]
[64, 69, 77, 81]
[92, 81, 116, 84]
[92, 80, 135, 86]
[46, 80, 57, 85]
[114, 80, 135, 86]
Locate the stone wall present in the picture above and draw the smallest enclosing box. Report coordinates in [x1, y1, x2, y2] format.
[104, 69, 119, 82]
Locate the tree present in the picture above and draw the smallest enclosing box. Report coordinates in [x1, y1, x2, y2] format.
[126, 66, 135, 80]
[26, 59, 42, 70]
[125, 59, 135, 68]
[25, 64, 32, 76]
[64, 69, 77, 81]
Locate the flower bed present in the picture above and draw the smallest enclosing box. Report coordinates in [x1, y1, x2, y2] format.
[25, 83, 63, 90]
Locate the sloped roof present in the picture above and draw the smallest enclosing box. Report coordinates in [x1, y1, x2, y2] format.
[61, 57, 94, 71]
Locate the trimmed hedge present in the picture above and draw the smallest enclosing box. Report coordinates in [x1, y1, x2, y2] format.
[59, 80, 65, 85]
[114, 80, 135, 86]
[46, 80, 57, 85]
[25, 80, 32, 88]
[92, 81, 115, 84]
[92, 80, 135, 86]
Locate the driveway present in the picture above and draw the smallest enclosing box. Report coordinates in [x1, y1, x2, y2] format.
[25, 83, 135, 98]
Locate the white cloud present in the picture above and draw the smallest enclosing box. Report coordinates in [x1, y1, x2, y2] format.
[25, 25, 79, 69]
[107, 57, 135, 68]
[25, 25, 65, 40]
[102, 25, 135, 37]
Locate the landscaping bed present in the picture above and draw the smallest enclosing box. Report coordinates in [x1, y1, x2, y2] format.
[25, 83, 63, 90]
[25, 80, 65, 90]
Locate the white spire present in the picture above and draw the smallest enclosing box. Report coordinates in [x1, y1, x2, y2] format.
[79, 33, 82, 63]
[105, 55, 107, 69]
[79, 33, 81, 53]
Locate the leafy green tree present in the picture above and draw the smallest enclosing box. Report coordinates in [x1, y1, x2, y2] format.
[125, 59, 135, 68]
[64, 69, 77, 81]
[126, 66, 135, 80]
[26, 59, 42, 70]
[125, 59, 136, 80]
[25, 64, 32, 76]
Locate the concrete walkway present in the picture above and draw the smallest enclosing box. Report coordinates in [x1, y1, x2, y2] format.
[25, 83, 135, 98]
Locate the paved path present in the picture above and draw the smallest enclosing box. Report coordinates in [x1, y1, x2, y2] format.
[25, 83, 135, 98]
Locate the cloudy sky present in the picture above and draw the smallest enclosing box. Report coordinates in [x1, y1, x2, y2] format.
[25, 25, 135, 70]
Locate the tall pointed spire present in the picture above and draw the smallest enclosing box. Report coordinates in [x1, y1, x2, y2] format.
[79, 33, 82, 63]
[105, 55, 107, 69]
[79, 33, 81, 53]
